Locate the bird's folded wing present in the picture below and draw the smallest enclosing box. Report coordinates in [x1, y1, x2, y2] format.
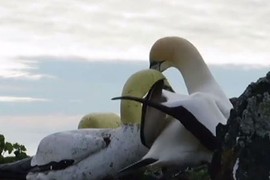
[152, 94, 225, 150]
[113, 94, 220, 151]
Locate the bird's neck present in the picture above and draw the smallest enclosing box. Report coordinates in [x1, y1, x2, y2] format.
[174, 54, 217, 94]
[120, 99, 141, 125]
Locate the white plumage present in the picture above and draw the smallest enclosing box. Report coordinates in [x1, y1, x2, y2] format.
[26, 69, 168, 180]
[117, 37, 233, 171]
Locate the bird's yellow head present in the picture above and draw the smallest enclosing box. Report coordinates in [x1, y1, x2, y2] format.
[78, 113, 121, 129]
[120, 69, 171, 125]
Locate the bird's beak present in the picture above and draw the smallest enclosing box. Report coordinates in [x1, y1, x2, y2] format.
[149, 60, 165, 71]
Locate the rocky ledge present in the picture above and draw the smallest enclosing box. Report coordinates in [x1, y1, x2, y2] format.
[212, 71, 270, 180]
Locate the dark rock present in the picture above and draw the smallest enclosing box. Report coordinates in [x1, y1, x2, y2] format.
[211, 71, 270, 180]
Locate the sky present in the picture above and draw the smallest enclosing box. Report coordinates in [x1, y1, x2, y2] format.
[0, 0, 270, 155]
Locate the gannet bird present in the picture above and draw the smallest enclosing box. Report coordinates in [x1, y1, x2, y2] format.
[0, 114, 120, 180]
[114, 37, 233, 172]
[78, 112, 121, 129]
[0, 69, 170, 180]
[149, 36, 232, 119]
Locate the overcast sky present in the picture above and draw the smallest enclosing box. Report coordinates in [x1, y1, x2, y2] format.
[1, 0, 270, 79]
[0, 0, 270, 154]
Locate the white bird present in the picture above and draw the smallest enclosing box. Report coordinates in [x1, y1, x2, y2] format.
[149, 36, 232, 119]
[115, 37, 233, 172]
[78, 112, 121, 129]
[0, 114, 121, 180]
[24, 69, 171, 180]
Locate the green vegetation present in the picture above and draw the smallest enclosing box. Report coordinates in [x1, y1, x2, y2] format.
[0, 134, 29, 164]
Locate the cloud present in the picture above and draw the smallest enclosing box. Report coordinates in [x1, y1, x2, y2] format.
[0, 0, 269, 68]
[0, 96, 51, 103]
[0, 58, 55, 80]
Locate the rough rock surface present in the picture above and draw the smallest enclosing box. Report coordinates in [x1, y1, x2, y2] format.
[211, 71, 270, 180]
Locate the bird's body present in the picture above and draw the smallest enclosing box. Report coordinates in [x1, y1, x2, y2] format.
[143, 120, 212, 168]
[0, 114, 121, 180]
[118, 37, 233, 172]
[28, 125, 144, 179]
[117, 84, 218, 172]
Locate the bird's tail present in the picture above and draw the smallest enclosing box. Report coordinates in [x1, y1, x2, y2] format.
[0, 157, 32, 180]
